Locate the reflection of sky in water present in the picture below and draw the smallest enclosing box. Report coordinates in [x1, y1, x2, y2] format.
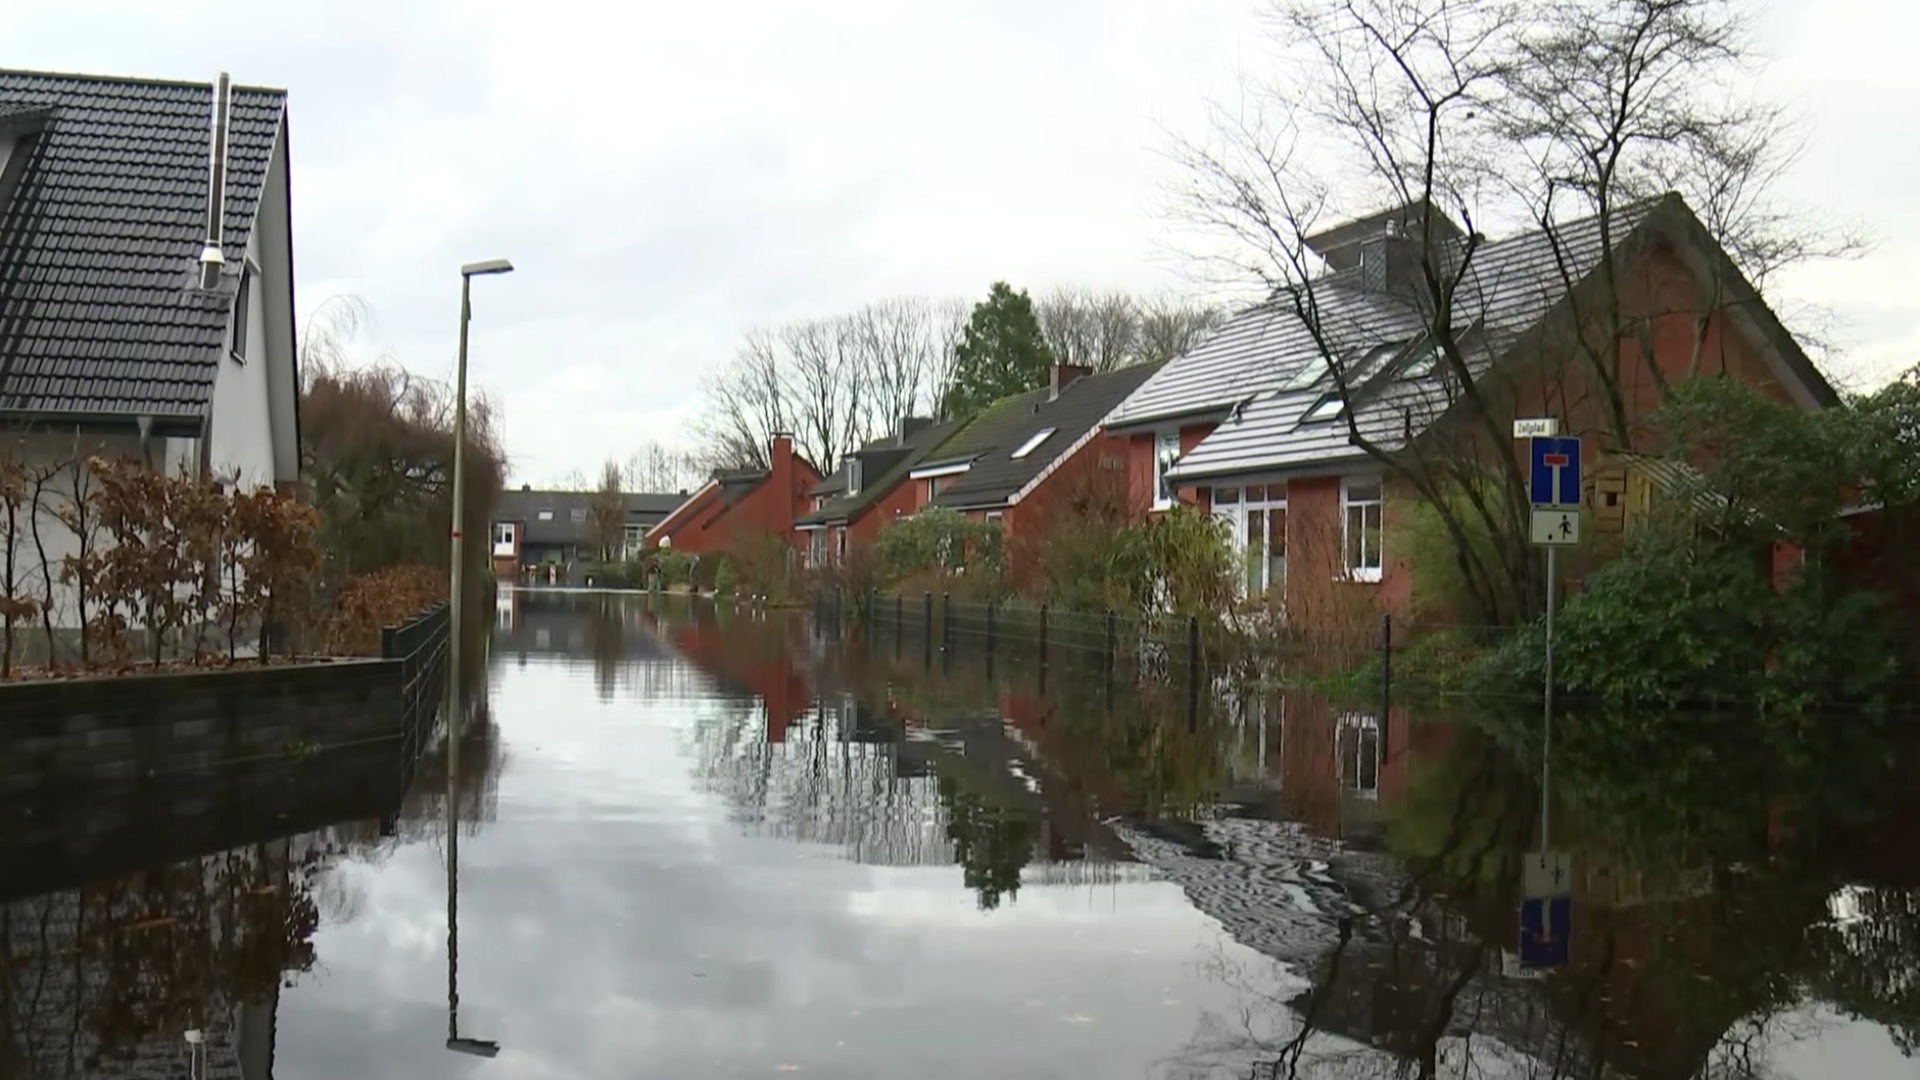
[247, 597, 1920, 1080]
[272, 651, 1306, 1079]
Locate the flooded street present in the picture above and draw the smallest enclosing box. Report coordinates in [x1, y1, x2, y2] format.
[7, 590, 1920, 1078]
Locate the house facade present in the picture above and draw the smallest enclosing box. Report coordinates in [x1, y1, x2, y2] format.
[0, 69, 298, 631]
[647, 434, 821, 559]
[1105, 195, 1837, 629]
[795, 416, 960, 568]
[491, 488, 686, 581]
[917, 363, 1160, 541]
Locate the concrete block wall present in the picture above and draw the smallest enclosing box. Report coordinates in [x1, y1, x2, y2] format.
[0, 659, 405, 800]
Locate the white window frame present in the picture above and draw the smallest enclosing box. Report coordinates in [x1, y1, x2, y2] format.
[1341, 476, 1384, 583]
[537, 509, 554, 522]
[491, 521, 516, 555]
[1153, 431, 1181, 510]
[809, 528, 827, 568]
[1011, 428, 1057, 460]
[1212, 484, 1288, 599]
[846, 457, 863, 498]
[1337, 712, 1381, 799]
[834, 526, 848, 564]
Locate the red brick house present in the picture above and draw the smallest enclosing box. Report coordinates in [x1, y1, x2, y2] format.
[914, 363, 1161, 541]
[1103, 194, 1838, 629]
[646, 434, 821, 559]
[794, 416, 962, 568]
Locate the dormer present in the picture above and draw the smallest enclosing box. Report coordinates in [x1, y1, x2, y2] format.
[1304, 199, 1465, 294]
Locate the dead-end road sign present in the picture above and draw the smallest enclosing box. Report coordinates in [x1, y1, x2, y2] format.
[1529, 436, 1581, 509]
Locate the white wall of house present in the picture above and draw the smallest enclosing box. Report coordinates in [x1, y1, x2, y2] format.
[1, 430, 144, 634]
[206, 229, 277, 493]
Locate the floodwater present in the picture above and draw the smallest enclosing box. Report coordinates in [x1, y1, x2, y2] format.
[5, 590, 1920, 1078]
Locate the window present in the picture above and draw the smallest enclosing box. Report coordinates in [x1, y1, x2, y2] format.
[1302, 394, 1347, 424]
[229, 268, 251, 361]
[570, 507, 587, 524]
[809, 529, 827, 568]
[846, 457, 863, 497]
[1282, 354, 1329, 392]
[835, 526, 848, 564]
[1011, 428, 1056, 459]
[1213, 486, 1238, 506]
[623, 524, 645, 556]
[538, 509, 554, 521]
[491, 522, 516, 552]
[1342, 478, 1384, 582]
[1153, 431, 1180, 509]
[1337, 713, 1381, 797]
[1401, 339, 1440, 379]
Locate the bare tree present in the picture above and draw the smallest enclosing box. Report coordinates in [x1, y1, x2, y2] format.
[624, 440, 704, 494]
[849, 298, 939, 437]
[1171, 0, 1853, 623]
[1037, 287, 1141, 372]
[695, 331, 789, 472]
[586, 459, 626, 561]
[1137, 295, 1227, 364]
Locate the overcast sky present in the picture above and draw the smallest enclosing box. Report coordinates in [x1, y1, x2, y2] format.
[9, 0, 1916, 486]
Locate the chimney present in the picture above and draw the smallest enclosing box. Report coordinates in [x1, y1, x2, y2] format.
[197, 72, 232, 291]
[521, 483, 531, 492]
[770, 431, 795, 504]
[897, 416, 933, 443]
[1358, 219, 1425, 295]
[1049, 364, 1091, 402]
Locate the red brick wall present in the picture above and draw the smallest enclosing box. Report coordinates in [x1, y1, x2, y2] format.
[1008, 432, 1131, 540]
[847, 469, 929, 547]
[1124, 424, 1215, 515]
[657, 436, 821, 557]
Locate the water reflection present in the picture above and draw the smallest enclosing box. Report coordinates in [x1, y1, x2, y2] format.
[7, 591, 1918, 1078]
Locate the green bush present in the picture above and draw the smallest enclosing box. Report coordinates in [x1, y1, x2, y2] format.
[1475, 523, 1906, 710]
[653, 550, 695, 588]
[873, 509, 1006, 600]
[580, 561, 643, 588]
[713, 555, 736, 597]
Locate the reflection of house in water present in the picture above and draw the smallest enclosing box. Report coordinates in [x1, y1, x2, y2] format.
[2, 826, 373, 1080]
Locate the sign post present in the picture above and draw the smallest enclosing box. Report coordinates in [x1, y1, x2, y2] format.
[1525, 434, 1581, 850]
[1518, 851, 1573, 972]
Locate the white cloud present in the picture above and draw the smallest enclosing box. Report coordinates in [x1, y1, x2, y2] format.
[9, 0, 1914, 483]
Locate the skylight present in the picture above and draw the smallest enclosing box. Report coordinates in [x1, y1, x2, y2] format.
[1011, 427, 1056, 459]
[1281, 355, 1330, 392]
[1401, 340, 1440, 378]
[1301, 393, 1347, 424]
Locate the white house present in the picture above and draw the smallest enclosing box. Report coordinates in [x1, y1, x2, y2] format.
[0, 69, 298, 632]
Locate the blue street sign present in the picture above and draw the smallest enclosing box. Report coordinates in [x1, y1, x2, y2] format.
[1518, 895, 1571, 969]
[1529, 436, 1581, 508]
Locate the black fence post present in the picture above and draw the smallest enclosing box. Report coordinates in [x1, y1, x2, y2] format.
[894, 593, 903, 659]
[985, 601, 997, 679]
[923, 591, 934, 669]
[381, 624, 398, 661]
[1104, 610, 1116, 668]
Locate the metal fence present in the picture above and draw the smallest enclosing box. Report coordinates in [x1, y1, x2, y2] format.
[381, 601, 449, 786]
[849, 590, 1209, 715]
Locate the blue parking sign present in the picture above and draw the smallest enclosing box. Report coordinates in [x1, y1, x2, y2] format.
[1529, 437, 1581, 508]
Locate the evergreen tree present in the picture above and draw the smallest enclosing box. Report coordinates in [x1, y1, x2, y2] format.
[939, 282, 1055, 418]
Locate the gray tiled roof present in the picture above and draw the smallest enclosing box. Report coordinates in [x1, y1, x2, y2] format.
[928, 364, 1162, 511]
[1152, 195, 1832, 482]
[797, 418, 963, 526]
[0, 69, 286, 421]
[496, 488, 687, 546]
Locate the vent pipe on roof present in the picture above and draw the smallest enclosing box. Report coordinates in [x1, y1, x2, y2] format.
[197, 72, 232, 291]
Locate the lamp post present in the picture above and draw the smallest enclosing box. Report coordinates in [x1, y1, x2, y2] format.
[447, 258, 513, 753]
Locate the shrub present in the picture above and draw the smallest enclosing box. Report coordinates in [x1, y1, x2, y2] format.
[713, 555, 736, 597]
[873, 509, 1006, 600]
[320, 564, 445, 656]
[725, 530, 800, 600]
[653, 550, 695, 589]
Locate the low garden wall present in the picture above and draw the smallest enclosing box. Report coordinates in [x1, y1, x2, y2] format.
[0, 658, 406, 798]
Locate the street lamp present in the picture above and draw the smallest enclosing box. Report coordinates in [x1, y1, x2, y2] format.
[448, 258, 513, 757]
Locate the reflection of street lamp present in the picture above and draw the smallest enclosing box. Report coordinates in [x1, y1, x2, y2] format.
[446, 698, 499, 1058]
